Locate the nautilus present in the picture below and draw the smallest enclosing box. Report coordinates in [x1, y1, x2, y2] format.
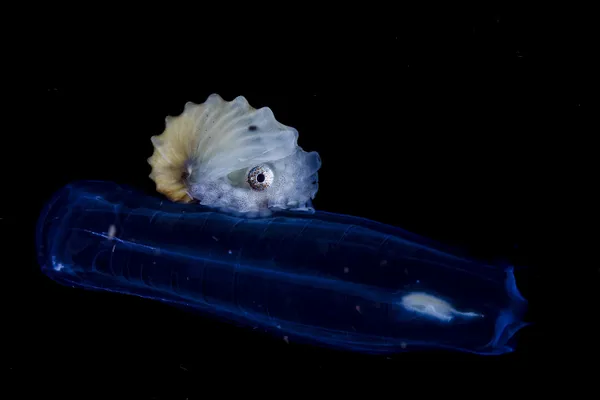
[37, 94, 529, 355]
[147, 93, 321, 216]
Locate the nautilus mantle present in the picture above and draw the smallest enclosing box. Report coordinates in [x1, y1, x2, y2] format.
[36, 94, 529, 355]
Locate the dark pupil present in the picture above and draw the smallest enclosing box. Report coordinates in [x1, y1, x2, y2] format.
[257, 173, 265, 183]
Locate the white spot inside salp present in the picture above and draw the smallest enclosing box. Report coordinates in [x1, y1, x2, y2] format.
[51, 256, 65, 272]
[111, 244, 116, 253]
[343, 267, 349, 273]
[283, 336, 289, 344]
[212, 236, 219, 241]
[228, 249, 233, 254]
[400, 292, 482, 322]
[276, 324, 281, 329]
[400, 342, 407, 349]
[108, 224, 116, 239]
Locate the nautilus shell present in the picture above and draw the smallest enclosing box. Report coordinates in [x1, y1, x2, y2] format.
[148, 94, 321, 216]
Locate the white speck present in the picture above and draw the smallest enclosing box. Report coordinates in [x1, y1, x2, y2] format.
[111, 244, 116, 253]
[108, 224, 117, 239]
[343, 267, 349, 273]
[416, 280, 420, 283]
[212, 236, 219, 241]
[228, 249, 233, 254]
[276, 324, 281, 329]
[355, 305, 361, 314]
[283, 336, 289, 344]
[400, 342, 407, 349]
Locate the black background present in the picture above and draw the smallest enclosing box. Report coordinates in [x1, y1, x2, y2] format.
[3, 8, 591, 394]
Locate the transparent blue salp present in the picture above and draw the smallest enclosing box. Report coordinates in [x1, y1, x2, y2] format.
[36, 180, 529, 355]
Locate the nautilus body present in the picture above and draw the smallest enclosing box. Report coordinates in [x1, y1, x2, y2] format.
[36, 94, 530, 355]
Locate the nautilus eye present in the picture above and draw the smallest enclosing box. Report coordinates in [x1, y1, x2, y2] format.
[247, 165, 274, 191]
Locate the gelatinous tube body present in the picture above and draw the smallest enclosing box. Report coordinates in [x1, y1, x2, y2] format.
[36, 181, 529, 355]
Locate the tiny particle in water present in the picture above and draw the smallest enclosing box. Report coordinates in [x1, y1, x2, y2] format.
[404, 268, 409, 275]
[212, 236, 219, 241]
[355, 305, 361, 314]
[343, 267, 349, 273]
[283, 336, 289, 344]
[400, 342, 407, 349]
[180, 364, 188, 372]
[228, 249, 233, 254]
[380, 259, 387, 266]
